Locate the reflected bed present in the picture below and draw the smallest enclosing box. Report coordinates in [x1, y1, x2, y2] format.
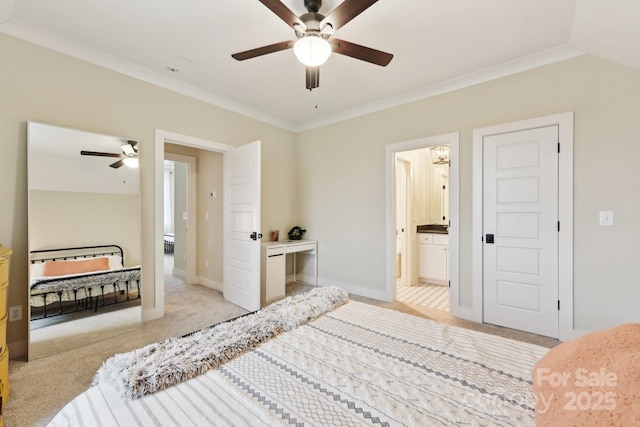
[30, 245, 141, 320]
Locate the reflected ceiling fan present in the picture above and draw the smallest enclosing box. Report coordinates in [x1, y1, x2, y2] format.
[231, 0, 393, 90]
[80, 140, 138, 168]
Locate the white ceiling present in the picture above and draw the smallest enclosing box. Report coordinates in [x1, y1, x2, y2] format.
[2, 0, 639, 131]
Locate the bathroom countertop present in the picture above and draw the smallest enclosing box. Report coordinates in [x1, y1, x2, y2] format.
[416, 225, 448, 234]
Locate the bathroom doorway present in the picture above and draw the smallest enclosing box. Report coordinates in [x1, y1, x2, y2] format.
[386, 133, 459, 315]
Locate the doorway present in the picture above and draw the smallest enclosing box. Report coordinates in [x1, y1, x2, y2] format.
[394, 147, 451, 312]
[385, 133, 460, 315]
[163, 154, 197, 286]
[151, 130, 233, 321]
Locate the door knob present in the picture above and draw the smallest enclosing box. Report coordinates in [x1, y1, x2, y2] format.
[249, 232, 263, 241]
[485, 234, 494, 244]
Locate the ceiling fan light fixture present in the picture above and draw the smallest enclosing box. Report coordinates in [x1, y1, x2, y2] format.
[293, 34, 332, 66]
[123, 157, 139, 168]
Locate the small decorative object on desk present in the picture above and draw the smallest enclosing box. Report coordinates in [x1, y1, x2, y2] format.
[287, 226, 306, 240]
[270, 230, 279, 241]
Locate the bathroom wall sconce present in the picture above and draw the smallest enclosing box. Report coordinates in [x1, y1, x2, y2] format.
[430, 145, 449, 165]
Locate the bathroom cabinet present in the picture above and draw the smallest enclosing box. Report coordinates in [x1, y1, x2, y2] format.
[418, 233, 449, 284]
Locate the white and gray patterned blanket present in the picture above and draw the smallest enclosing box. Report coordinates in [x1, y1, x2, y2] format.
[49, 299, 548, 426]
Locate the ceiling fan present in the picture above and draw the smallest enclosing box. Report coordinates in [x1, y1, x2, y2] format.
[80, 140, 139, 169]
[231, 0, 393, 90]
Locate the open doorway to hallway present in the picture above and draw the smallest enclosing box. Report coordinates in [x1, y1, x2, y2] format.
[393, 142, 453, 313]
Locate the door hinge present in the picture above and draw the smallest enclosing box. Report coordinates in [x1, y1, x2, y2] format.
[558, 300, 560, 310]
[557, 142, 560, 153]
[448, 281, 451, 288]
[557, 221, 560, 232]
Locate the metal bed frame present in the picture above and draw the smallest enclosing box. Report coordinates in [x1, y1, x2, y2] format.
[29, 244, 140, 320]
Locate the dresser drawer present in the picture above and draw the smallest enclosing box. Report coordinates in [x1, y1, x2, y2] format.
[418, 234, 434, 244]
[0, 257, 7, 286]
[434, 235, 449, 246]
[0, 347, 8, 401]
[0, 282, 6, 319]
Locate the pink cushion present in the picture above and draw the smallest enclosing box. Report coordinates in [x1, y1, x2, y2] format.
[532, 323, 640, 426]
[43, 257, 110, 276]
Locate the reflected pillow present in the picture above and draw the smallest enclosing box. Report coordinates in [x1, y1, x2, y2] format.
[30, 255, 123, 278]
[43, 257, 110, 277]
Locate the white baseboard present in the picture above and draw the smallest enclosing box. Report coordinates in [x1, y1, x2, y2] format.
[172, 268, 186, 279]
[287, 273, 317, 286]
[317, 277, 390, 302]
[8, 339, 28, 359]
[197, 276, 223, 292]
[142, 307, 163, 322]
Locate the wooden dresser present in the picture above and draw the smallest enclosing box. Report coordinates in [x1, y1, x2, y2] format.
[0, 245, 11, 422]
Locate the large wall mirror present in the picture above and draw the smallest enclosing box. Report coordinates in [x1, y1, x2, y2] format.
[27, 122, 142, 360]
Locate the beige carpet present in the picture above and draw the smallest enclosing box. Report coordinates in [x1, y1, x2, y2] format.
[6, 270, 248, 427]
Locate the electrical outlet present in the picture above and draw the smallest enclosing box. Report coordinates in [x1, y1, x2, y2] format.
[9, 305, 22, 322]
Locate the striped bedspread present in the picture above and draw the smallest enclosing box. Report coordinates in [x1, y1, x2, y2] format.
[49, 301, 549, 426]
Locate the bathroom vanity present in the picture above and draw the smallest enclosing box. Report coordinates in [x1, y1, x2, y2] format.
[417, 226, 449, 285]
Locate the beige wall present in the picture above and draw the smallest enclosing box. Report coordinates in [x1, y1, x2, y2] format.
[164, 143, 226, 286]
[172, 162, 187, 273]
[297, 55, 640, 332]
[3, 29, 640, 356]
[0, 33, 297, 357]
[29, 190, 141, 266]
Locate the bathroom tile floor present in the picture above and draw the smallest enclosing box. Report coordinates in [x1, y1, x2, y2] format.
[396, 282, 450, 311]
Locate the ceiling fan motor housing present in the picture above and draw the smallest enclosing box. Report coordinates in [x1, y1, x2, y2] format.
[304, 0, 322, 13]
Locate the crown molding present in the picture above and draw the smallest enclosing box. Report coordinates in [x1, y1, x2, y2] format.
[1, 19, 584, 134]
[0, 19, 297, 131]
[294, 44, 585, 132]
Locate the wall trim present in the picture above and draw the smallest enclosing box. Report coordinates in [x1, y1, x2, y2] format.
[197, 276, 223, 292]
[152, 129, 233, 322]
[318, 277, 388, 302]
[0, 19, 583, 133]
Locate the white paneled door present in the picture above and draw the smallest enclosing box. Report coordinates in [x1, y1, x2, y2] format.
[223, 140, 261, 312]
[483, 126, 559, 338]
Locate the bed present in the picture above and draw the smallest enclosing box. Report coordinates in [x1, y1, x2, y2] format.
[49, 287, 550, 426]
[30, 245, 141, 320]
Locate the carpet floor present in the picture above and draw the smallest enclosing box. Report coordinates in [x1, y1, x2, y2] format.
[6, 265, 248, 427]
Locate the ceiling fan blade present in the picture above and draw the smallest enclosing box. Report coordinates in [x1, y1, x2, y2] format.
[305, 66, 320, 90]
[320, 0, 378, 33]
[231, 40, 295, 61]
[330, 38, 393, 66]
[258, 0, 305, 29]
[80, 150, 123, 158]
[109, 159, 125, 169]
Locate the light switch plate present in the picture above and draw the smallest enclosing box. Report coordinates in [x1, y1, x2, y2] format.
[599, 211, 614, 226]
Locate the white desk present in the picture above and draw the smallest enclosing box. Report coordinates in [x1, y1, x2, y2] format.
[260, 240, 317, 305]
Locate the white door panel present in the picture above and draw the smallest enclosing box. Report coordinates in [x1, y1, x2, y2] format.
[223, 140, 261, 312]
[483, 126, 558, 338]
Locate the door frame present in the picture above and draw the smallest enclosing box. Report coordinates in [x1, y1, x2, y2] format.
[151, 129, 233, 322]
[472, 112, 577, 342]
[395, 156, 411, 286]
[164, 153, 197, 285]
[385, 132, 459, 312]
